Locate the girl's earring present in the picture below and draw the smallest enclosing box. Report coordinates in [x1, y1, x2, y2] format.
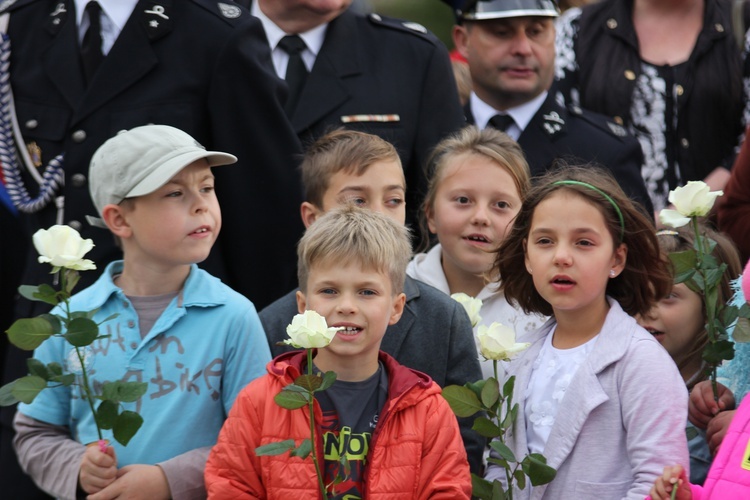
[609, 270, 616, 278]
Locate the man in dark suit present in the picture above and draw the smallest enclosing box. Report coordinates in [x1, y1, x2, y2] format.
[239, 0, 466, 236]
[452, 0, 653, 215]
[0, 1, 303, 497]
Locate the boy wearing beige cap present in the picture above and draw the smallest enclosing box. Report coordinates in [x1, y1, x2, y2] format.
[13, 125, 272, 500]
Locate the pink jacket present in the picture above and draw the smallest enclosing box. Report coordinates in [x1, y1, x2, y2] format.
[687, 395, 750, 499]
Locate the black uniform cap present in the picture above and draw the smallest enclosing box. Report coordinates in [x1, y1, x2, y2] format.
[455, 0, 560, 21]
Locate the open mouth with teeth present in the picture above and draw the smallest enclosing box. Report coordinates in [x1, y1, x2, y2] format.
[337, 326, 363, 336]
[552, 278, 575, 285]
[645, 328, 665, 341]
[465, 235, 490, 243]
[191, 228, 209, 235]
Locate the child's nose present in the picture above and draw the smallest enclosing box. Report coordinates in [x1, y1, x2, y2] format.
[470, 206, 490, 225]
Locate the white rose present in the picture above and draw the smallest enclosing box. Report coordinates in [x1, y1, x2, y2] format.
[476, 322, 530, 361]
[451, 293, 483, 327]
[284, 310, 340, 349]
[33, 225, 96, 271]
[661, 181, 724, 229]
[658, 209, 691, 229]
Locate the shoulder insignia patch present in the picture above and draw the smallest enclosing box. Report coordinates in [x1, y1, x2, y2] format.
[542, 111, 565, 136]
[218, 2, 241, 19]
[607, 122, 628, 137]
[402, 21, 427, 33]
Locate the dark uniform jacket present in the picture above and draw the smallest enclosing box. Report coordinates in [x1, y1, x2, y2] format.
[241, 2, 466, 234]
[0, 2, 302, 497]
[465, 92, 654, 216]
[259, 276, 486, 475]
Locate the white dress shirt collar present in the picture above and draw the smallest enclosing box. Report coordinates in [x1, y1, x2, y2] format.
[74, 0, 137, 54]
[252, 2, 327, 78]
[471, 91, 548, 141]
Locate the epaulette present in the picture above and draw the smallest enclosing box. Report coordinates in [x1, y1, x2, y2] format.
[0, 0, 39, 15]
[568, 102, 632, 141]
[189, 0, 249, 26]
[366, 12, 440, 44]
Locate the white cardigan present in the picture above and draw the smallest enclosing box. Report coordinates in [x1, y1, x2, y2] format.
[486, 299, 689, 499]
[407, 245, 546, 379]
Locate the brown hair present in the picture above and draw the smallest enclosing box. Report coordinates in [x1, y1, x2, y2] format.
[656, 223, 742, 377]
[297, 206, 412, 295]
[496, 165, 671, 317]
[420, 125, 530, 251]
[300, 129, 402, 207]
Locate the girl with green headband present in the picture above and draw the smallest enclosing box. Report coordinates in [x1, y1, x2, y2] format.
[486, 165, 688, 498]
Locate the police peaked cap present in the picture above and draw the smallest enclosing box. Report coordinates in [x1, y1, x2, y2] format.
[456, 0, 560, 21]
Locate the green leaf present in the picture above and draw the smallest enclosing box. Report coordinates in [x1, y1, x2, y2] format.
[113, 410, 143, 446]
[39, 314, 62, 334]
[491, 479, 506, 500]
[64, 317, 99, 347]
[18, 284, 60, 306]
[0, 381, 19, 406]
[255, 439, 296, 456]
[733, 317, 750, 343]
[524, 453, 557, 486]
[674, 269, 695, 286]
[703, 340, 734, 364]
[96, 400, 118, 430]
[64, 269, 80, 295]
[274, 389, 310, 410]
[470, 474, 494, 500]
[295, 374, 323, 392]
[53, 373, 75, 386]
[669, 250, 697, 278]
[489, 439, 516, 462]
[502, 376, 515, 399]
[442, 385, 484, 418]
[11, 375, 47, 404]
[481, 377, 500, 409]
[47, 362, 63, 376]
[317, 371, 337, 392]
[7, 317, 55, 350]
[466, 379, 486, 399]
[290, 438, 312, 459]
[472, 416, 502, 438]
[722, 305, 740, 328]
[100, 380, 148, 404]
[98, 313, 119, 324]
[738, 303, 750, 319]
[26, 358, 49, 380]
[514, 468, 527, 491]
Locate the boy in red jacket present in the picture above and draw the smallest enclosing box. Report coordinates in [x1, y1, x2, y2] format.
[205, 207, 471, 499]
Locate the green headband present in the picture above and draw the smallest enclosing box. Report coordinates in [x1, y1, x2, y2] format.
[552, 180, 625, 241]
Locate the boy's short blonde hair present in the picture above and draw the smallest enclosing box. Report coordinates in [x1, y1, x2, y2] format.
[297, 206, 412, 294]
[300, 129, 403, 207]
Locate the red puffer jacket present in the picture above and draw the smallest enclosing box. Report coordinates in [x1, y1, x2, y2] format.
[206, 350, 471, 499]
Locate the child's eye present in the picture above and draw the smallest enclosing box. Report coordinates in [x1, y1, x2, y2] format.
[386, 197, 404, 207]
[166, 190, 182, 198]
[535, 237, 553, 246]
[201, 185, 215, 194]
[455, 196, 470, 204]
[360, 289, 377, 296]
[346, 197, 367, 206]
[577, 240, 595, 247]
[494, 201, 510, 210]
[319, 288, 337, 295]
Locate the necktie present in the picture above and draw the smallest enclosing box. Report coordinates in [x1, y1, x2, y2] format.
[278, 35, 309, 115]
[81, 1, 104, 83]
[489, 114, 516, 132]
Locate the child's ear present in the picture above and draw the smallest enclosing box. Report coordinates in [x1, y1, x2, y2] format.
[295, 290, 308, 314]
[611, 242, 628, 277]
[425, 205, 437, 235]
[388, 292, 407, 325]
[300, 202, 322, 229]
[101, 204, 132, 239]
[523, 238, 532, 274]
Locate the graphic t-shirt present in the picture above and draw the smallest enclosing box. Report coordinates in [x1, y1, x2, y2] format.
[314, 362, 388, 499]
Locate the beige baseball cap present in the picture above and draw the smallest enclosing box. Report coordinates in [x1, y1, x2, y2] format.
[86, 125, 237, 228]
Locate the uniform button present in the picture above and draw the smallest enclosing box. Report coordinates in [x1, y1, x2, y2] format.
[614, 116, 624, 125]
[715, 23, 724, 32]
[71, 130, 87, 142]
[25, 119, 38, 130]
[624, 70, 636, 81]
[127, 320, 135, 328]
[676, 84, 684, 96]
[122, 301, 129, 308]
[607, 18, 617, 29]
[681, 138, 690, 148]
[71, 173, 86, 188]
[68, 220, 82, 231]
[130, 342, 138, 349]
